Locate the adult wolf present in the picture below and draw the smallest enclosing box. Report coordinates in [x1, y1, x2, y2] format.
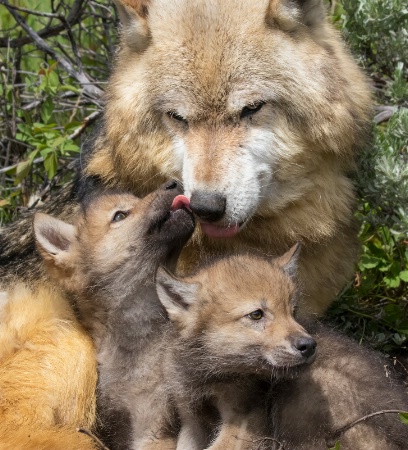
[85, 0, 371, 315]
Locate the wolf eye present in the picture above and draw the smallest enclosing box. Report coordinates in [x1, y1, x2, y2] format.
[240, 102, 265, 119]
[248, 309, 264, 321]
[166, 111, 188, 125]
[112, 211, 129, 223]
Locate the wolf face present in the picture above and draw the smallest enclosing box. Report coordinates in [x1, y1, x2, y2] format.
[105, 0, 370, 239]
[156, 244, 316, 378]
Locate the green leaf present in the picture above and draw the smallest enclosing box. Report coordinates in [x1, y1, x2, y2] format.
[63, 142, 80, 152]
[399, 412, 408, 425]
[329, 441, 341, 450]
[359, 255, 382, 270]
[28, 149, 40, 164]
[44, 152, 58, 179]
[384, 276, 400, 289]
[59, 84, 81, 94]
[399, 271, 408, 282]
[0, 199, 10, 208]
[14, 159, 32, 184]
[41, 97, 54, 124]
[51, 136, 66, 149]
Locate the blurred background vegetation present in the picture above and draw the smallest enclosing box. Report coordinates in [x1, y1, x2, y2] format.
[0, 1, 407, 358]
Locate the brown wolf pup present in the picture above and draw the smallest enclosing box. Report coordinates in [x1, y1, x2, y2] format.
[270, 321, 408, 450]
[156, 245, 317, 450]
[33, 182, 195, 450]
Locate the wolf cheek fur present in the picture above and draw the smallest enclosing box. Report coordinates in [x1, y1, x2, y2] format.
[34, 183, 195, 450]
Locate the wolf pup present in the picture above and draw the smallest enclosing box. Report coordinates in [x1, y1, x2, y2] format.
[156, 245, 317, 450]
[33, 182, 194, 450]
[269, 321, 408, 450]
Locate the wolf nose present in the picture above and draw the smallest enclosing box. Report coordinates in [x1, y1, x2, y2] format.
[293, 336, 317, 359]
[190, 191, 226, 222]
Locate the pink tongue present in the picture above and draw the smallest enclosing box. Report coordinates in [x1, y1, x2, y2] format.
[171, 195, 191, 211]
[200, 222, 240, 238]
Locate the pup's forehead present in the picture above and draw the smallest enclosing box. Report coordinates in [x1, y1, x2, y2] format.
[81, 192, 141, 217]
[198, 255, 295, 301]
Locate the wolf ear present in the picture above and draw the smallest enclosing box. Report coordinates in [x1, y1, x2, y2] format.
[276, 242, 301, 279]
[33, 213, 78, 288]
[112, 0, 151, 52]
[156, 267, 200, 321]
[266, 0, 327, 31]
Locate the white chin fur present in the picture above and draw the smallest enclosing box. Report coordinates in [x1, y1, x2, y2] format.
[171, 128, 278, 224]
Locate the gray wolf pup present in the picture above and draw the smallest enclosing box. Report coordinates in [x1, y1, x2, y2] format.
[156, 245, 317, 450]
[33, 182, 194, 450]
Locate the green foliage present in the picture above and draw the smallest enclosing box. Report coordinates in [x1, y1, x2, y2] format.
[328, 1, 408, 355]
[342, 0, 408, 78]
[400, 412, 408, 425]
[0, 0, 115, 223]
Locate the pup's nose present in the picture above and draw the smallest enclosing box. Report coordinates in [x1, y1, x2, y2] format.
[190, 191, 226, 222]
[293, 336, 317, 360]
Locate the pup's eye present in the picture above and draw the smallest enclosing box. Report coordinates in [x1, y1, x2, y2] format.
[166, 111, 188, 125]
[112, 211, 129, 222]
[247, 309, 264, 321]
[240, 102, 265, 119]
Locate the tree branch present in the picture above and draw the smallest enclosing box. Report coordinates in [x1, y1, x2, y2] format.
[327, 409, 408, 447]
[0, 0, 103, 100]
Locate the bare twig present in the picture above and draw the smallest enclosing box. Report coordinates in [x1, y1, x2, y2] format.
[68, 110, 101, 140]
[2, 3, 62, 19]
[0, 0, 87, 48]
[77, 428, 110, 450]
[374, 105, 396, 124]
[327, 409, 408, 447]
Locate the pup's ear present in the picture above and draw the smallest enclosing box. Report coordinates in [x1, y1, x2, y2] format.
[266, 0, 327, 32]
[112, 0, 151, 52]
[33, 213, 78, 289]
[156, 267, 200, 321]
[276, 242, 301, 279]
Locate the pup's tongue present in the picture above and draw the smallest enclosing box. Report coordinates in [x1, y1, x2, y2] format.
[171, 195, 191, 211]
[200, 223, 240, 238]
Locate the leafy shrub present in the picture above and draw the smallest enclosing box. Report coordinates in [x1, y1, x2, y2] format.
[328, 1, 408, 355]
[0, 0, 115, 223]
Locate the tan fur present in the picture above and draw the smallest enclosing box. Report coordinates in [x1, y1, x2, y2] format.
[84, 0, 372, 316]
[0, 285, 97, 449]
